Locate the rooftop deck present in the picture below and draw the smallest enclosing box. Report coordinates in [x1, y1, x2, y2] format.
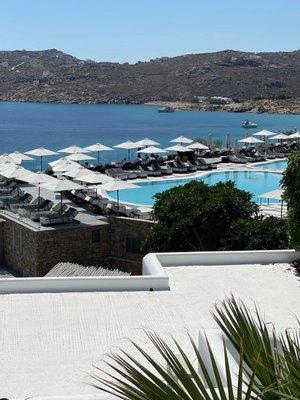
[0, 257, 298, 398]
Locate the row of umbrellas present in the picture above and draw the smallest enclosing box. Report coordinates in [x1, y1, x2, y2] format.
[239, 129, 300, 145]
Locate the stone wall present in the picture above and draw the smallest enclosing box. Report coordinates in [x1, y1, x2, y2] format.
[1, 215, 110, 277]
[108, 216, 154, 273]
[0, 214, 153, 277]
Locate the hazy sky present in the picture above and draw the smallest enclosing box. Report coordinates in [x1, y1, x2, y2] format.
[1, 0, 299, 63]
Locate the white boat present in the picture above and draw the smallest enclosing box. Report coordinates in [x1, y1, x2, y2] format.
[158, 106, 175, 113]
[242, 120, 258, 128]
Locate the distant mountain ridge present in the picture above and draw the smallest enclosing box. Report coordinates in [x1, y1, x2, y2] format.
[0, 48, 299, 105]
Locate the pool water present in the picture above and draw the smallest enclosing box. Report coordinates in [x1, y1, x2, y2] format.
[257, 160, 287, 171]
[108, 171, 282, 206]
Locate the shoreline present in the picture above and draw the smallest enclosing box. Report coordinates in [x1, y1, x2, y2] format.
[145, 99, 300, 115]
[0, 98, 299, 115]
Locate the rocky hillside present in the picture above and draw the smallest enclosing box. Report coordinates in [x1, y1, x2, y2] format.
[0, 49, 299, 106]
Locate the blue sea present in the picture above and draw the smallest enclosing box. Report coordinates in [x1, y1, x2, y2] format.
[0, 101, 299, 169]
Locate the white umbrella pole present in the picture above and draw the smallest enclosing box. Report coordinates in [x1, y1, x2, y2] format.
[40, 156, 43, 171]
[117, 190, 119, 209]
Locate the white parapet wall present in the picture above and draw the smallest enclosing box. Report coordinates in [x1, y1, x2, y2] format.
[143, 249, 300, 271]
[2, 249, 299, 295]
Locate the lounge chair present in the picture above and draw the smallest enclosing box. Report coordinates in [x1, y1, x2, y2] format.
[157, 164, 173, 175]
[180, 160, 197, 172]
[0, 191, 30, 208]
[167, 161, 187, 173]
[3, 192, 32, 206]
[0, 182, 18, 194]
[40, 207, 79, 226]
[10, 197, 45, 212]
[143, 165, 161, 176]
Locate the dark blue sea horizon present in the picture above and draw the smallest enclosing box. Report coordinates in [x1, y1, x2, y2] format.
[0, 101, 299, 169]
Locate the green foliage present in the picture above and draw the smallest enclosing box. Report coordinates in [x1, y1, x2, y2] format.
[282, 153, 300, 247]
[92, 296, 300, 400]
[145, 180, 260, 252]
[223, 216, 289, 250]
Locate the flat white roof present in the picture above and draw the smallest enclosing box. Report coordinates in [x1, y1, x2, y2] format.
[0, 260, 299, 398]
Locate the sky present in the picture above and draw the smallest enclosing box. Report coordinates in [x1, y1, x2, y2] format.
[0, 0, 299, 63]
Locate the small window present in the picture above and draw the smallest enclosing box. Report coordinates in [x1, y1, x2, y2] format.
[91, 230, 100, 243]
[126, 237, 142, 254]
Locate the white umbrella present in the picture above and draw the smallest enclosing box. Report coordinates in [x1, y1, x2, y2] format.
[58, 145, 90, 154]
[65, 153, 96, 161]
[238, 137, 264, 144]
[101, 180, 139, 208]
[170, 135, 193, 145]
[137, 146, 167, 154]
[134, 138, 160, 147]
[0, 165, 26, 179]
[0, 154, 20, 164]
[253, 129, 277, 137]
[25, 147, 58, 171]
[63, 167, 88, 179]
[84, 143, 113, 164]
[165, 145, 194, 152]
[289, 132, 300, 139]
[79, 172, 112, 184]
[269, 133, 289, 140]
[114, 140, 140, 161]
[41, 178, 83, 213]
[26, 172, 56, 206]
[52, 160, 81, 173]
[187, 142, 209, 150]
[9, 151, 34, 162]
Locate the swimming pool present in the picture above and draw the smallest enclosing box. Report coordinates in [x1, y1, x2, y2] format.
[108, 170, 282, 206]
[257, 160, 287, 171]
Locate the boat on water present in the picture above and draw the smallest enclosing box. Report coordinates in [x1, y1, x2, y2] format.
[158, 106, 175, 113]
[242, 120, 258, 128]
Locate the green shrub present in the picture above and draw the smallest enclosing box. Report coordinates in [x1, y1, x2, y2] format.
[223, 216, 289, 250]
[282, 153, 300, 247]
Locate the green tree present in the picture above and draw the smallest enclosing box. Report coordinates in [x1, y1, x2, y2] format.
[282, 153, 300, 247]
[224, 216, 289, 250]
[145, 180, 258, 252]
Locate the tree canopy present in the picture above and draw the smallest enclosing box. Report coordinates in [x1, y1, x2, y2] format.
[282, 152, 300, 247]
[145, 180, 289, 252]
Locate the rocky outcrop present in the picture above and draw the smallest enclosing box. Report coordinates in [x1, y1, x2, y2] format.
[0, 48, 299, 113]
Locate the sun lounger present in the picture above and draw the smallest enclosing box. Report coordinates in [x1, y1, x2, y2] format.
[180, 160, 197, 172]
[19, 200, 55, 220]
[167, 161, 187, 173]
[10, 197, 45, 212]
[158, 164, 173, 175]
[3, 192, 32, 207]
[40, 207, 79, 226]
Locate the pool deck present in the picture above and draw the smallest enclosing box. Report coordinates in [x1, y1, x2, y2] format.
[0, 261, 298, 398]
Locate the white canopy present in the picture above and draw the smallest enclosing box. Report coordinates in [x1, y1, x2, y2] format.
[0, 165, 26, 179]
[253, 129, 277, 137]
[101, 180, 139, 192]
[9, 151, 34, 162]
[114, 140, 140, 149]
[187, 142, 209, 150]
[26, 172, 55, 185]
[78, 172, 112, 184]
[84, 143, 113, 152]
[170, 135, 193, 144]
[52, 160, 81, 172]
[137, 146, 167, 154]
[165, 145, 194, 152]
[269, 133, 289, 140]
[258, 189, 283, 200]
[66, 153, 96, 161]
[63, 167, 88, 179]
[134, 138, 160, 147]
[0, 154, 20, 164]
[288, 132, 300, 139]
[41, 178, 83, 192]
[58, 145, 90, 154]
[25, 147, 58, 157]
[238, 137, 264, 144]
